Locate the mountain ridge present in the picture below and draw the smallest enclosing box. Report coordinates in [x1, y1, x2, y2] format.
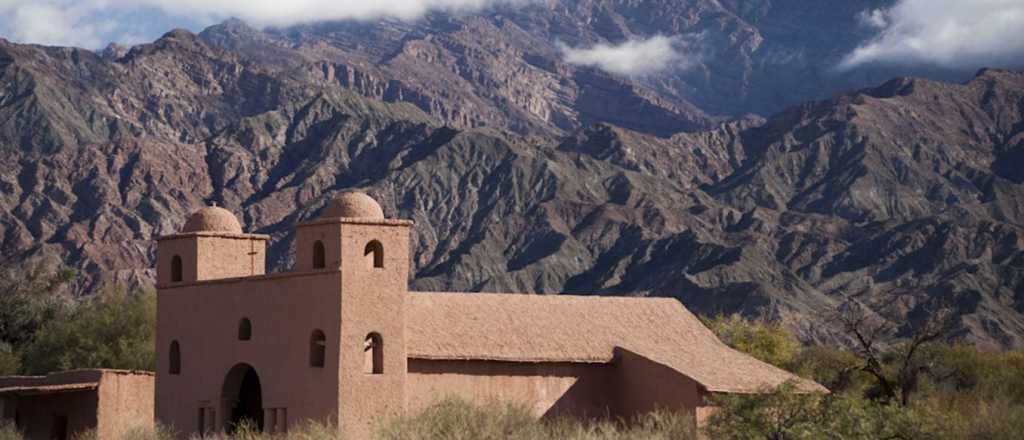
[0, 14, 1022, 348]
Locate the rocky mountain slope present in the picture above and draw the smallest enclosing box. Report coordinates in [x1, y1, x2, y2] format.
[195, 0, 966, 127]
[1, 9, 1023, 348]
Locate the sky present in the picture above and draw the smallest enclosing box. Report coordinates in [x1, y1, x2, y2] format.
[0, 0, 1020, 75]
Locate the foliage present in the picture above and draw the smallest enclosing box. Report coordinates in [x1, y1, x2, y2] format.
[787, 345, 866, 394]
[21, 286, 156, 374]
[0, 260, 74, 348]
[0, 342, 21, 375]
[705, 314, 801, 369]
[704, 312, 1024, 440]
[833, 298, 955, 406]
[704, 382, 828, 440]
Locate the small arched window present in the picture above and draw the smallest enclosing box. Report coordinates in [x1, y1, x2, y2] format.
[310, 330, 326, 368]
[171, 255, 183, 282]
[238, 318, 252, 341]
[169, 340, 181, 375]
[364, 240, 384, 269]
[364, 333, 383, 374]
[313, 240, 326, 269]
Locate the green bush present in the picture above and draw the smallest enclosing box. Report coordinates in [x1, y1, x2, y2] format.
[21, 287, 156, 374]
[704, 382, 828, 440]
[704, 315, 801, 369]
[788, 345, 866, 394]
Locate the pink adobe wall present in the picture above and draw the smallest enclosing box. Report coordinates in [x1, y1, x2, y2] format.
[156, 238, 198, 285]
[295, 222, 342, 273]
[0, 370, 152, 440]
[336, 222, 411, 440]
[406, 360, 615, 419]
[7, 391, 96, 440]
[156, 271, 343, 437]
[195, 236, 267, 281]
[156, 234, 266, 285]
[96, 371, 155, 439]
[613, 349, 706, 420]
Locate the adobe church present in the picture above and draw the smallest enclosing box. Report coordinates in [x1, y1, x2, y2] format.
[155, 192, 823, 439]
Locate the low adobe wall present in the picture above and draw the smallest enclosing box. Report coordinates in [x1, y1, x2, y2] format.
[96, 370, 155, 438]
[0, 370, 153, 440]
[5, 390, 97, 440]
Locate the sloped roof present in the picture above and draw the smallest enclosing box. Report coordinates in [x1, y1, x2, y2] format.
[406, 292, 825, 394]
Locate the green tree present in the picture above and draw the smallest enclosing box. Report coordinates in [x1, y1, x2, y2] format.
[0, 342, 21, 375]
[704, 382, 827, 440]
[705, 314, 801, 369]
[0, 260, 74, 348]
[21, 287, 156, 374]
[834, 299, 954, 406]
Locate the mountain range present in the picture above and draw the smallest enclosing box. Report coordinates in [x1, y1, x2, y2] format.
[1, 0, 1023, 347]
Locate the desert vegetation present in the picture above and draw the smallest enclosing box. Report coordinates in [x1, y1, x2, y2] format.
[0, 261, 155, 375]
[2, 265, 1024, 439]
[703, 308, 1024, 439]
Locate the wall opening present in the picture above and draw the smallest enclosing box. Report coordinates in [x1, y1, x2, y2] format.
[364, 240, 384, 269]
[309, 330, 326, 368]
[312, 241, 325, 269]
[51, 415, 68, 440]
[171, 255, 183, 282]
[197, 407, 217, 437]
[238, 318, 252, 341]
[221, 363, 263, 434]
[364, 332, 383, 374]
[169, 340, 181, 375]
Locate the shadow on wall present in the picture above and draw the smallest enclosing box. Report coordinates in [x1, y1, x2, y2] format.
[541, 366, 615, 420]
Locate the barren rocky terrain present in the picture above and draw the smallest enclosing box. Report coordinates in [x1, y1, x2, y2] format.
[1, 1, 1023, 347]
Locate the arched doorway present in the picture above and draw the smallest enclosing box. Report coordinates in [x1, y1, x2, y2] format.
[221, 363, 264, 433]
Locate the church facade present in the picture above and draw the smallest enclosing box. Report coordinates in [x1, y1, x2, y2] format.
[154, 192, 822, 439]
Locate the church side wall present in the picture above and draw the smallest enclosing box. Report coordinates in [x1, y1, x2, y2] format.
[156, 271, 342, 437]
[613, 349, 705, 420]
[406, 359, 615, 419]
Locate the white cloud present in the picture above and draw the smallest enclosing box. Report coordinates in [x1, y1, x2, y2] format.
[856, 9, 888, 29]
[841, 0, 1024, 70]
[559, 35, 693, 77]
[0, 0, 527, 48]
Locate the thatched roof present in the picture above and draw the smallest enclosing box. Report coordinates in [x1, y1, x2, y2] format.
[407, 292, 825, 394]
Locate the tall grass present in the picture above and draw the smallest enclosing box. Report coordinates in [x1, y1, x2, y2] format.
[81, 399, 694, 439]
[0, 423, 22, 440]
[70, 420, 340, 440]
[381, 398, 697, 440]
